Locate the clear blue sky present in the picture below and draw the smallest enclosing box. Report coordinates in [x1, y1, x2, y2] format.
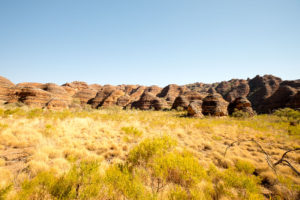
[0, 0, 299, 86]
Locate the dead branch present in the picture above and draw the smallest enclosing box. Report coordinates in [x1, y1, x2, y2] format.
[224, 139, 300, 176]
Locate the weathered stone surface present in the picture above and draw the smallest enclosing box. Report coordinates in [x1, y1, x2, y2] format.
[187, 101, 203, 118]
[247, 75, 282, 112]
[172, 91, 204, 110]
[46, 98, 68, 110]
[287, 91, 300, 110]
[102, 90, 125, 107]
[145, 85, 162, 96]
[73, 88, 97, 105]
[116, 95, 131, 107]
[62, 81, 89, 97]
[0, 76, 15, 101]
[202, 94, 229, 116]
[132, 92, 168, 110]
[259, 80, 300, 113]
[16, 82, 44, 89]
[89, 85, 117, 108]
[216, 79, 250, 102]
[16, 87, 52, 107]
[228, 97, 254, 116]
[157, 84, 189, 106]
[89, 84, 103, 91]
[42, 83, 72, 108]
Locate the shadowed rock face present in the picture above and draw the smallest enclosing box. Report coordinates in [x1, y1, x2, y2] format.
[73, 88, 97, 105]
[172, 91, 205, 110]
[202, 94, 229, 116]
[0, 75, 298, 112]
[101, 90, 125, 107]
[132, 92, 168, 110]
[259, 80, 300, 113]
[247, 75, 282, 112]
[0, 76, 15, 101]
[89, 85, 117, 108]
[228, 97, 254, 116]
[16, 87, 52, 107]
[187, 101, 203, 118]
[216, 79, 250, 102]
[287, 91, 300, 110]
[157, 84, 189, 106]
[144, 85, 162, 96]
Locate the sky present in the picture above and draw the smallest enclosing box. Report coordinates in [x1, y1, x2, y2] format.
[0, 0, 299, 86]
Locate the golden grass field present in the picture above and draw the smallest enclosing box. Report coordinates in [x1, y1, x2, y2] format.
[0, 104, 299, 200]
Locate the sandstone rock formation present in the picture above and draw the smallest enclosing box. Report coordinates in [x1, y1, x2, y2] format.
[73, 88, 97, 105]
[16, 87, 52, 107]
[187, 101, 203, 118]
[216, 79, 250, 102]
[202, 94, 229, 116]
[132, 92, 168, 110]
[101, 89, 125, 108]
[0, 76, 15, 101]
[0, 75, 298, 113]
[157, 84, 189, 106]
[259, 80, 300, 112]
[172, 91, 205, 110]
[247, 75, 282, 112]
[228, 97, 254, 116]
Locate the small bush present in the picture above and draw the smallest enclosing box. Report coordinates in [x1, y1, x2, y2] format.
[121, 126, 143, 137]
[235, 160, 255, 175]
[127, 135, 177, 167]
[105, 165, 149, 200]
[0, 185, 12, 200]
[152, 151, 206, 188]
[232, 109, 251, 118]
[274, 108, 300, 124]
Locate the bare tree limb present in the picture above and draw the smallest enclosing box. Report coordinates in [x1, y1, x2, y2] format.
[224, 139, 300, 176]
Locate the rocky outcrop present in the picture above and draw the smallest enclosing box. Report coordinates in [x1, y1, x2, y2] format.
[187, 101, 203, 118]
[144, 85, 162, 96]
[16, 82, 44, 89]
[73, 88, 97, 105]
[132, 92, 168, 110]
[116, 95, 131, 107]
[89, 85, 117, 108]
[287, 91, 300, 110]
[259, 80, 300, 113]
[228, 97, 254, 116]
[101, 89, 125, 107]
[0, 76, 15, 101]
[42, 83, 72, 108]
[172, 91, 205, 110]
[128, 86, 146, 101]
[62, 81, 89, 91]
[157, 84, 189, 106]
[216, 79, 250, 102]
[247, 75, 282, 112]
[202, 94, 229, 116]
[16, 87, 52, 107]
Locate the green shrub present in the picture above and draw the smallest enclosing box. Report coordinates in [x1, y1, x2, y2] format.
[152, 151, 206, 188]
[232, 109, 251, 118]
[235, 160, 255, 175]
[274, 108, 300, 124]
[0, 184, 12, 200]
[27, 108, 44, 118]
[121, 126, 143, 137]
[105, 165, 149, 200]
[127, 136, 177, 167]
[222, 168, 263, 200]
[19, 161, 102, 200]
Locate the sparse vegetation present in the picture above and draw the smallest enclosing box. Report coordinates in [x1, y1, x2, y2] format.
[0, 105, 299, 199]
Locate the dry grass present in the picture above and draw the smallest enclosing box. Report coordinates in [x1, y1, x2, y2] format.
[0, 105, 299, 199]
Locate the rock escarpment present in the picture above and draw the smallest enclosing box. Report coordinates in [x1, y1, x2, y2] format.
[202, 94, 229, 116]
[0, 75, 298, 113]
[228, 97, 254, 116]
